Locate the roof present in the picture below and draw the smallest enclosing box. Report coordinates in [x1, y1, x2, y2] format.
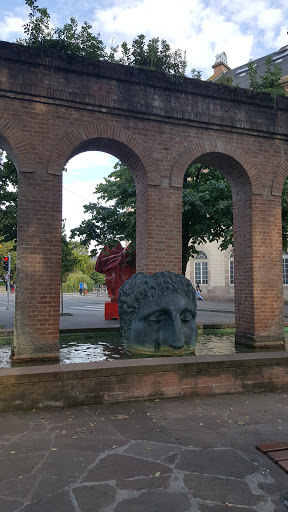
[216, 45, 288, 88]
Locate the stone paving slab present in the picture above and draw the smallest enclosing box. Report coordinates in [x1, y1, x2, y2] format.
[0, 392, 288, 511]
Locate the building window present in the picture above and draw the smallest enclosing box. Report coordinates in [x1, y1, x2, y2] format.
[283, 252, 288, 284]
[194, 251, 208, 284]
[229, 251, 234, 285]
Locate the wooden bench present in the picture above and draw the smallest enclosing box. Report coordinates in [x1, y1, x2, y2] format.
[256, 443, 288, 474]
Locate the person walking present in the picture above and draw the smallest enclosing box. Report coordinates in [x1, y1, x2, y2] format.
[79, 281, 83, 295]
[83, 282, 88, 296]
[196, 282, 204, 301]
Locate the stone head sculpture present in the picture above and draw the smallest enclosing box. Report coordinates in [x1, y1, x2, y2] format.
[118, 271, 197, 355]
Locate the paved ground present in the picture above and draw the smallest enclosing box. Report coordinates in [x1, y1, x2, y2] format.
[1, 294, 288, 511]
[1, 392, 288, 511]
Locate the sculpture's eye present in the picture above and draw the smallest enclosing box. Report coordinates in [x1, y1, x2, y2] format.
[180, 310, 195, 322]
[146, 311, 166, 323]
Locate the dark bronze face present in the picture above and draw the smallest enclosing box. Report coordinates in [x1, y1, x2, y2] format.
[127, 293, 197, 354]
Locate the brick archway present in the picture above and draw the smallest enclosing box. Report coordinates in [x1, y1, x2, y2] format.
[1, 41, 288, 360]
[47, 122, 158, 187]
[171, 139, 252, 193]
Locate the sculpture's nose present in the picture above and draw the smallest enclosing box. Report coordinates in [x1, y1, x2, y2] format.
[168, 314, 184, 349]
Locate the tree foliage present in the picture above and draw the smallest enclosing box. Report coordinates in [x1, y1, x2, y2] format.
[215, 74, 234, 86]
[71, 162, 234, 275]
[61, 225, 77, 280]
[72, 160, 288, 275]
[17, 0, 106, 60]
[191, 68, 202, 80]
[247, 56, 286, 98]
[63, 270, 95, 293]
[181, 165, 233, 274]
[16, 1, 188, 76]
[0, 151, 18, 244]
[70, 162, 136, 256]
[112, 35, 187, 76]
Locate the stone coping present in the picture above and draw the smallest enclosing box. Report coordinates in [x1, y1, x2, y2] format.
[1, 40, 286, 110]
[1, 350, 288, 381]
[1, 351, 288, 412]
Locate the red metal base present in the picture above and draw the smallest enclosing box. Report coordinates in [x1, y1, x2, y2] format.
[104, 302, 119, 320]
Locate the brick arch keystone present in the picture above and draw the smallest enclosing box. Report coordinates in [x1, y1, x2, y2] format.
[0, 119, 38, 173]
[47, 123, 159, 186]
[170, 140, 256, 193]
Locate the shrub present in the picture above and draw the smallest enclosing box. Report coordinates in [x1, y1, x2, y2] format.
[63, 271, 94, 293]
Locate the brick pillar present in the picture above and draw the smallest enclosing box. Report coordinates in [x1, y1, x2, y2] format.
[234, 193, 284, 347]
[12, 171, 62, 362]
[136, 184, 182, 274]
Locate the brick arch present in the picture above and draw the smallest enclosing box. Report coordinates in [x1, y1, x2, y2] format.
[0, 120, 37, 173]
[47, 123, 158, 187]
[271, 162, 288, 197]
[170, 140, 255, 196]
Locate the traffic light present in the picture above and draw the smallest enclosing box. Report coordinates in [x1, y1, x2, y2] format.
[3, 256, 9, 273]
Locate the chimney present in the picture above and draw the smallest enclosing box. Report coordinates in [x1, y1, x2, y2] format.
[212, 52, 230, 78]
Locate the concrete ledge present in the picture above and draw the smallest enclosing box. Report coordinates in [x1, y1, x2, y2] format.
[1, 352, 288, 412]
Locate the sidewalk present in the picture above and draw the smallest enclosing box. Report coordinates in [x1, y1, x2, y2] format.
[0, 392, 288, 511]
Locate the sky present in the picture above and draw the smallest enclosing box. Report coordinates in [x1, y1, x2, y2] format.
[1, 0, 288, 243]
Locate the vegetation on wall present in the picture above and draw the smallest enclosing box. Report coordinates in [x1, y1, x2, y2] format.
[17, 0, 187, 77]
[247, 56, 287, 98]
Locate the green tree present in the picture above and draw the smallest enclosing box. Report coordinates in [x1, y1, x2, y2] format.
[114, 35, 187, 76]
[191, 68, 202, 80]
[61, 233, 104, 283]
[61, 225, 77, 281]
[247, 56, 286, 99]
[71, 242, 97, 276]
[0, 151, 18, 243]
[181, 165, 233, 275]
[71, 162, 234, 275]
[71, 160, 288, 275]
[63, 270, 94, 293]
[70, 162, 136, 257]
[17, 0, 106, 60]
[215, 74, 234, 86]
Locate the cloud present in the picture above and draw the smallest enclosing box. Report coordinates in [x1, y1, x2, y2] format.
[0, 15, 25, 39]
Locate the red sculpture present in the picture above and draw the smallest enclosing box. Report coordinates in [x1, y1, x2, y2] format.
[95, 243, 136, 303]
